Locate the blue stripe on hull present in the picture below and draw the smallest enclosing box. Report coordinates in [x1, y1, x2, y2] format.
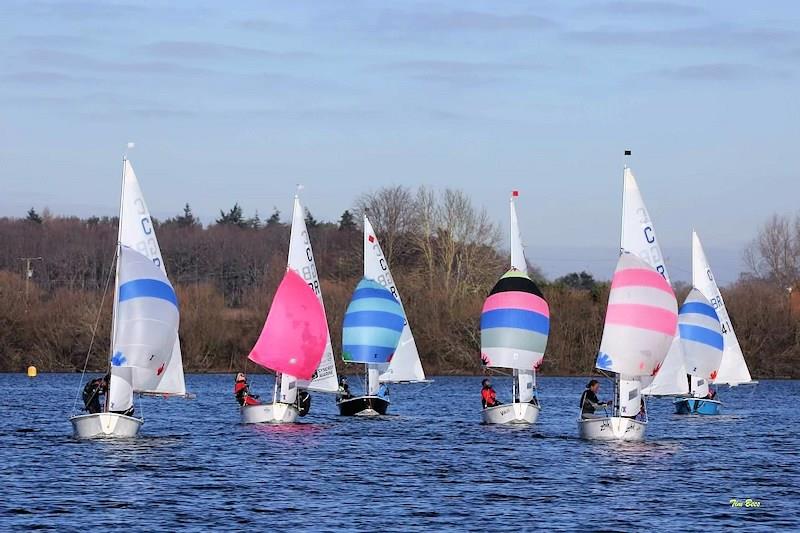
[119, 279, 178, 307]
[674, 398, 722, 415]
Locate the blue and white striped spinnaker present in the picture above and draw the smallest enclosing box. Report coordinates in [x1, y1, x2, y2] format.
[678, 288, 724, 382]
[342, 278, 405, 364]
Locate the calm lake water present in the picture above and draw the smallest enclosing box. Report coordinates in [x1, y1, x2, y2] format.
[0, 374, 797, 531]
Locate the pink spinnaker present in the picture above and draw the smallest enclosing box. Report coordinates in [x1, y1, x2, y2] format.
[248, 269, 327, 379]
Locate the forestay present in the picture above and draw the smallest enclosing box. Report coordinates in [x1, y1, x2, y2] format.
[622, 167, 688, 395]
[480, 270, 550, 371]
[288, 195, 339, 392]
[362, 215, 426, 383]
[679, 288, 724, 381]
[248, 269, 328, 380]
[342, 279, 405, 364]
[119, 160, 186, 396]
[692, 231, 752, 385]
[109, 247, 180, 407]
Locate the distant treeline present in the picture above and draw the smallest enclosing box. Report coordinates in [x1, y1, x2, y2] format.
[1, 189, 798, 378]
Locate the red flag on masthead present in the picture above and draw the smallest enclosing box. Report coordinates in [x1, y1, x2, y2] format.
[512, 190, 519, 197]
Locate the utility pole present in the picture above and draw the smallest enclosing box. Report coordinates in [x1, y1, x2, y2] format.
[18, 257, 43, 311]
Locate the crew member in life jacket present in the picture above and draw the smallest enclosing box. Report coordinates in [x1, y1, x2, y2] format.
[337, 376, 353, 401]
[481, 378, 501, 409]
[234, 373, 260, 406]
[580, 379, 612, 418]
[82, 375, 108, 414]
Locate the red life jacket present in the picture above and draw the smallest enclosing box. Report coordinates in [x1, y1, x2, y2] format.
[481, 387, 497, 406]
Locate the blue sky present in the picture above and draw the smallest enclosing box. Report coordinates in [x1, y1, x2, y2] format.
[1, 0, 798, 283]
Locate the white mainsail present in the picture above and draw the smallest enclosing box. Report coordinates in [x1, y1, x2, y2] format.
[692, 231, 752, 385]
[288, 195, 339, 393]
[118, 160, 186, 396]
[361, 215, 426, 383]
[622, 167, 688, 396]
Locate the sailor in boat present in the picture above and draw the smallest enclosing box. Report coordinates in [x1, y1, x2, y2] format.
[337, 376, 353, 402]
[81, 374, 108, 414]
[234, 373, 260, 406]
[377, 383, 389, 401]
[579, 379, 612, 419]
[481, 378, 501, 408]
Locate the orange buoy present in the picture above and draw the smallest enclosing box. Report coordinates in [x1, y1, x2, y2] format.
[27, 366, 37, 378]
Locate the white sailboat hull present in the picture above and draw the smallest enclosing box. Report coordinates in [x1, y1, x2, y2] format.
[577, 416, 646, 441]
[481, 402, 540, 425]
[70, 413, 143, 438]
[240, 402, 299, 424]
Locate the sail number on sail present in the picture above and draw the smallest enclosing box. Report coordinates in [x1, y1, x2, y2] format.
[299, 230, 321, 295]
[131, 197, 161, 267]
[633, 207, 666, 279]
[368, 240, 408, 326]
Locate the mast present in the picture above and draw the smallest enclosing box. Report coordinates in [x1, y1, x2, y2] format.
[616, 149, 629, 415]
[620, 150, 631, 254]
[362, 213, 381, 395]
[105, 155, 126, 411]
[509, 193, 514, 271]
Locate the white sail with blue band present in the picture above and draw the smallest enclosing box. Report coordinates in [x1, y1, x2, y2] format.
[678, 288, 724, 381]
[108, 247, 180, 410]
[118, 159, 186, 396]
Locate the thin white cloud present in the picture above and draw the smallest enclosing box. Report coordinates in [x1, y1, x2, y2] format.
[656, 63, 792, 81]
[583, 1, 704, 17]
[140, 41, 310, 61]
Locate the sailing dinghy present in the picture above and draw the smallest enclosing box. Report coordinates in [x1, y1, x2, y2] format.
[70, 157, 185, 438]
[673, 285, 724, 415]
[675, 231, 754, 414]
[242, 193, 338, 424]
[337, 214, 419, 416]
[479, 191, 550, 424]
[578, 253, 678, 441]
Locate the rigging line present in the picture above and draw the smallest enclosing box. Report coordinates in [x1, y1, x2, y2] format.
[138, 390, 145, 422]
[71, 246, 117, 416]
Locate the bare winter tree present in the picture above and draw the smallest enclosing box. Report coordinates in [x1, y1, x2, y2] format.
[744, 213, 800, 288]
[355, 186, 415, 264]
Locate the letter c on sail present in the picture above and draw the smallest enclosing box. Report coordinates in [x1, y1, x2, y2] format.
[644, 226, 655, 243]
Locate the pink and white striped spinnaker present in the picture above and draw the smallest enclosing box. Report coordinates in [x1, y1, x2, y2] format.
[595, 253, 678, 378]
